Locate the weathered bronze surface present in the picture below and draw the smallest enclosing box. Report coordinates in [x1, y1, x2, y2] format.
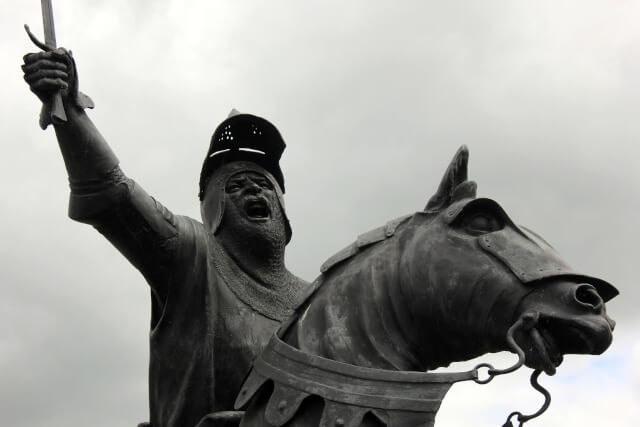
[23, 39, 618, 427]
[22, 48, 309, 427]
[233, 147, 618, 427]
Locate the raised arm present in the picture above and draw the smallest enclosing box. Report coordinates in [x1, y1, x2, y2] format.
[21, 49, 194, 306]
[22, 49, 118, 189]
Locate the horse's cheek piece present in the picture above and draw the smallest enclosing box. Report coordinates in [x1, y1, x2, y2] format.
[478, 224, 617, 301]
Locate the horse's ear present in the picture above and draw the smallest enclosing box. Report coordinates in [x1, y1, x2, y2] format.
[425, 145, 475, 211]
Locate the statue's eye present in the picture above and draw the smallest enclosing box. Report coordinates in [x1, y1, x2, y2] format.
[255, 179, 272, 189]
[226, 181, 242, 192]
[462, 212, 504, 235]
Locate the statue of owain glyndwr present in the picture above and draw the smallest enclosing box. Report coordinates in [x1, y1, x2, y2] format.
[22, 47, 309, 427]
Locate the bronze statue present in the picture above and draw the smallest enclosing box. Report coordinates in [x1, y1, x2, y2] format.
[22, 8, 619, 426]
[233, 147, 618, 427]
[22, 47, 309, 427]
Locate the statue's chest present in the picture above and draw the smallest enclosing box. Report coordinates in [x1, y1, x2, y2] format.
[212, 277, 281, 410]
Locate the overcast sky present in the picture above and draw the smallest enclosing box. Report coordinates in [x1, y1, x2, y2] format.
[1, 1, 638, 426]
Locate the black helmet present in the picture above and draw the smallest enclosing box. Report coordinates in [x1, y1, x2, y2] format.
[199, 109, 286, 200]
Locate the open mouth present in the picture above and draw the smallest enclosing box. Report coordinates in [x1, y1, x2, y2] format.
[244, 198, 271, 220]
[528, 327, 563, 375]
[521, 316, 613, 376]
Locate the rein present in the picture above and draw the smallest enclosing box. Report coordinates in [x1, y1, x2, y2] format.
[454, 316, 552, 427]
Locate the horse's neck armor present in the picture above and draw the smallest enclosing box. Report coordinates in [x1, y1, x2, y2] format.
[235, 334, 475, 427]
[319, 214, 412, 274]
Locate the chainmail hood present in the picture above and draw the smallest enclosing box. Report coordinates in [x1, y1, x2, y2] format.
[200, 161, 291, 244]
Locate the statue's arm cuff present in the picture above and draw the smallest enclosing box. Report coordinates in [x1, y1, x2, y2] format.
[67, 166, 131, 222]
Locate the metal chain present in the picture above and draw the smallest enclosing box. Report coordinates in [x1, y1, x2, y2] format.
[501, 370, 551, 426]
[410, 314, 552, 426]
[472, 317, 526, 385]
[463, 315, 553, 426]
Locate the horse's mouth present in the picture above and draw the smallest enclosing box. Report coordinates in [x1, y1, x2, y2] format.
[526, 326, 563, 375]
[520, 316, 613, 376]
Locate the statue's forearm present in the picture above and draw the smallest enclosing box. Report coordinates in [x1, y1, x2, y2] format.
[51, 103, 131, 222]
[52, 104, 119, 184]
[23, 48, 115, 182]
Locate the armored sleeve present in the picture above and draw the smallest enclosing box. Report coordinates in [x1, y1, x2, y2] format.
[67, 165, 187, 308]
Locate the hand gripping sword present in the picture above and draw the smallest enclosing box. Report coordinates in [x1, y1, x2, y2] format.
[25, 0, 67, 129]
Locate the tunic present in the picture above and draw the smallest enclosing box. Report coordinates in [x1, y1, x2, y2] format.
[68, 168, 307, 427]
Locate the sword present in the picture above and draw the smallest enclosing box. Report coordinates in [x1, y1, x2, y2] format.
[25, 0, 67, 129]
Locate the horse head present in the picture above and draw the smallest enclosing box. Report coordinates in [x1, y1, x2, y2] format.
[398, 146, 618, 374]
[233, 147, 619, 427]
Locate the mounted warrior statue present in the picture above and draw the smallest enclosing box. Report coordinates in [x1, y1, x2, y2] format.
[22, 6, 308, 427]
[22, 4, 619, 427]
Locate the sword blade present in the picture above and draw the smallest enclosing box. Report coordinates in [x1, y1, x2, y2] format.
[41, 0, 57, 48]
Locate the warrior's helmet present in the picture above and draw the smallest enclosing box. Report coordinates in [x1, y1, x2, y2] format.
[199, 110, 291, 242]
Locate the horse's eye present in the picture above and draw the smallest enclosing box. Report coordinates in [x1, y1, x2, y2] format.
[463, 213, 503, 235]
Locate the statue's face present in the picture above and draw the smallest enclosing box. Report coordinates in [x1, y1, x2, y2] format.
[220, 171, 287, 243]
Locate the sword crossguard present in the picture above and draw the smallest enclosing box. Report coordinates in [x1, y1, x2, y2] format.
[24, 24, 54, 51]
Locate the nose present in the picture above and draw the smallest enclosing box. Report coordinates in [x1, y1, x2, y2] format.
[245, 181, 262, 194]
[574, 283, 604, 313]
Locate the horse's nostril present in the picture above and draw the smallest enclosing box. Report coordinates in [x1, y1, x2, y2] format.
[574, 284, 603, 312]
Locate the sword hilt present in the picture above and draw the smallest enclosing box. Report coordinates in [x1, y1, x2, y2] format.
[24, 24, 67, 129]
